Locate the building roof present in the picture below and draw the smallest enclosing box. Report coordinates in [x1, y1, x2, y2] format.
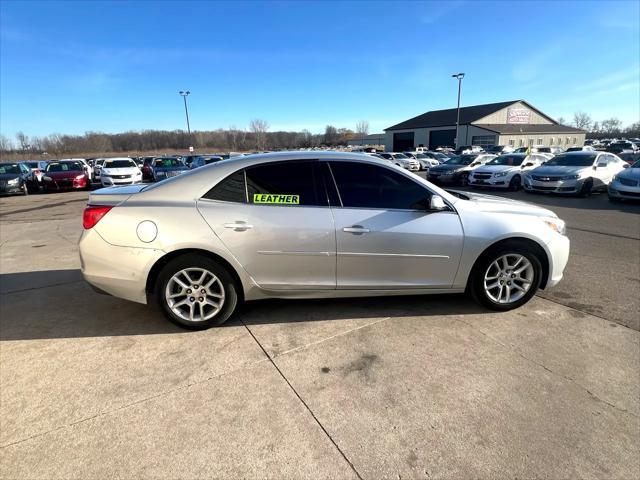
[479, 124, 585, 134]
[386, 100, 520, 131]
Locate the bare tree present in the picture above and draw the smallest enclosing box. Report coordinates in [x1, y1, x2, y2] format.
[15, 131, 30, 151]
[0, 134, 13, 152]
[249, 119, 269, 150]
[323, 125, 339, 145]
[556, 117, 567, 126]
[355, 120, 369, 138]
[600, 118, 623, 135]
[572, 112, 592, 131]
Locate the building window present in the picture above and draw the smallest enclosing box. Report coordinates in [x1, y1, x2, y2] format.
[519, 139, 524, 147]
[528, 139, 534, 146]
[550, 137, 554, 145]
[508, 139, 515, 146]
[471, 135, 496, 148]
[573, 137, 577, 144]
[537, 138, 543, 145]
[557, 137, 562, 145]
[566, 137, 570, 145]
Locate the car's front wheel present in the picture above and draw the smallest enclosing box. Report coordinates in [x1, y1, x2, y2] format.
[469, 243, 542, 311]
[508, 175, 521, 191]
[156, 254, 238, 330]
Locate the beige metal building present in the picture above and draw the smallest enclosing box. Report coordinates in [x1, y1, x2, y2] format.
[384, 100, 585, 151]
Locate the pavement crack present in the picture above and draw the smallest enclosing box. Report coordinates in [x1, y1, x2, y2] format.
[454, 316, 638, 419]
[240, 315, 364, 480]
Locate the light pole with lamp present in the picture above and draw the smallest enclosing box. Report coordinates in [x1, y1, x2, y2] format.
[179, 90, 193, 152]
[451, 73, 465, 149]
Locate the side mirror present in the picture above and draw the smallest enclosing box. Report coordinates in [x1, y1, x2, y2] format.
[523, 162, 534, 167]
[430, 195, 447, 211]
[623, 163, 630, 168]
[596, 163, 607, 168]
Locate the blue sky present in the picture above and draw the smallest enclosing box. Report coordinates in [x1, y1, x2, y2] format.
[1, 0, 638, 138]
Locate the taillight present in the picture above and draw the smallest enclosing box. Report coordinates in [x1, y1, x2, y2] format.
[83, 205, 112, 229]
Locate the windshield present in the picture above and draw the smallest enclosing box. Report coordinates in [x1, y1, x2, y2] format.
[631, 160, 640, 168]
[104, 160, 136, 168]
[487, 155, 525, 166]
[25, 162, 40, 168]
[203, 157, 221, 164]
[47, 162, 83, 172]
[393, 153, 408, 159]
[0, 164, 21, 174]
[445, 155, 475, 165]
[153, 158, 184, 167]
[544, 154, 596, 167]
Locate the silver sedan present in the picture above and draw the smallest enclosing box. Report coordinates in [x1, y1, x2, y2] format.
[79, 152, 570, 329]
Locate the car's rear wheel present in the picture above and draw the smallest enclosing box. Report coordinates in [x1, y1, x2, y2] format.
[21, 183, 29, 196]
[469, 243, 542, 311]
[460, 172, 469, 186]
[156, 254, 238, 330]
[508, 175, 521, 191]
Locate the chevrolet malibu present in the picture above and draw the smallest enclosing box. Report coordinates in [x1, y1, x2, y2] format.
[469, 153, 551, 191]
[79, 152, 570, 330]
[523, 151, 628, 196]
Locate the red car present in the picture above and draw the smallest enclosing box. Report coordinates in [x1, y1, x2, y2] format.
[42, 161, 90, 192]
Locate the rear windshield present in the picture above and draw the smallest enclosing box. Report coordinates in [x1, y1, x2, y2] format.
[544, 154, 596, 166]
[104, 160, 136, 168]
[47, 162, 83, 172]
[0, 164, 21, 174]
[487, 155, 525, 166]
[153, 158, 183, 167]
[25, 162, 40, 168]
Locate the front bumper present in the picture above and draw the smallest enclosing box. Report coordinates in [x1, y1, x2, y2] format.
[546, 234, 570, 289]
[523, 177, 583, 194]
[608, 180, 640, 199]
[0, 182, 23, 194]
[79, 228, 164, 304]
[428, 171, 462, 184]
[43, 179, 87, 190]
[101, 176, 142, 187]
[468, 175, 509, 188]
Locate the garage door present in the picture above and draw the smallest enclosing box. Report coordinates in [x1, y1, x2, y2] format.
[393, 132, 414, 152]
[429, 130, 456, 150]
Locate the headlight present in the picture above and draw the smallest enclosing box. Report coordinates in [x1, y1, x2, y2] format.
[494, 171, 509, 177]
[612, 174, 620, 182]
[43, 176, 52, 181]
[75, 174, 85, 180]
[542, 217, 566, 235]
[8, 178, 19, 185]
[561, 174, 580, 180]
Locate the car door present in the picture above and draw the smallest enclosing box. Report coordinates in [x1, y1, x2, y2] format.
[326, 161, 464, 289]
[592, 153, 611, 188]
[197, 160, 336, 290]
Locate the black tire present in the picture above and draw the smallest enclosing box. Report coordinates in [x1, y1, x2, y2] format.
[156, 254, 239, 330]
[22, 183, 29, 196]
[579, 178, 593, 197]
[459, 172, 469, 187]
[508, 175, 521, 191]
[608, 195, 620, 203]
[468, 241, 542, 311]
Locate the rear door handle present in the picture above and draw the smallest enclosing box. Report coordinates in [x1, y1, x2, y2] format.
[343, 225, 370, 234]
[224, 221, 253, 231]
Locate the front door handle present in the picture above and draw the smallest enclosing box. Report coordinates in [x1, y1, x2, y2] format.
[224, 221, 253, 231]
[343, 225, 370, 234]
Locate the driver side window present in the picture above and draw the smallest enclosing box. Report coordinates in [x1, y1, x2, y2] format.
[329, 162, 431, 210]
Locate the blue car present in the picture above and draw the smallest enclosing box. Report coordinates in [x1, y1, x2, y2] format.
[150, 157, 189, 182]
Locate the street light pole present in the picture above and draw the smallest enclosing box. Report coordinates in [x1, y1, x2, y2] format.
[178, 91, 191, 134]
[451, 73, 465, 149]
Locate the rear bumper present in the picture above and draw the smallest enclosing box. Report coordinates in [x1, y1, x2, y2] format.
[545, 234, 570, 289]
[79, 228, 164, 304]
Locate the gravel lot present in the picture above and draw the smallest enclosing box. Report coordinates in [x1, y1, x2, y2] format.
[1, 186, 638, 479]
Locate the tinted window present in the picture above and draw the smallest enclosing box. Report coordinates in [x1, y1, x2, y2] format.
[544, 154, 596, 166]
[104, 160, 136, 168]
[246, 161, 324, 207]
[0, 164, 21, 174]
[330, 162, 429, 210]
[203, 170, 246, 203]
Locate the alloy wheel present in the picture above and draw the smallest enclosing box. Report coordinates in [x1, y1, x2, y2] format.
[165, 267, 225, 322]
[483, 254, 534, 304]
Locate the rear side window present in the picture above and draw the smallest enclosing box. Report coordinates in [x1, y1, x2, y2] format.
[245, 161, 324, 206]
[329, 162, 430, 210]
[203, 171, 246, 203]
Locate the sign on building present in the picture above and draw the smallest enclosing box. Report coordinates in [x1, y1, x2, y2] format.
[507, 108, 531, 124]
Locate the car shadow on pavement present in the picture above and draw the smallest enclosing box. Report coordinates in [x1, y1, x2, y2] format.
[0, 269, 488, 341]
